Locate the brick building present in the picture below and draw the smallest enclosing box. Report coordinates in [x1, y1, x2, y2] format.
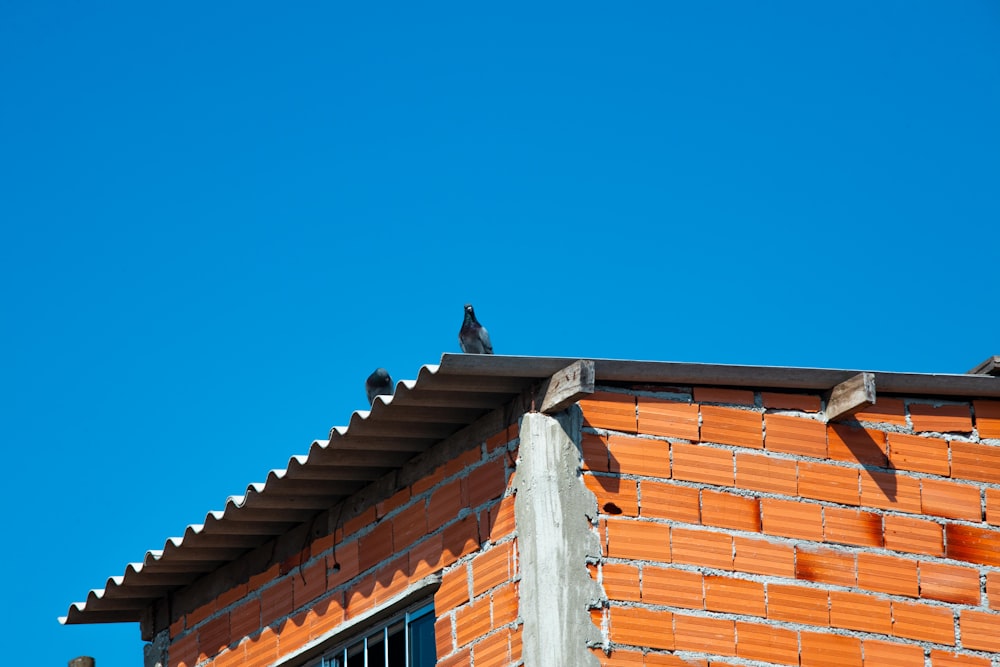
[62, 354, 1000, 666]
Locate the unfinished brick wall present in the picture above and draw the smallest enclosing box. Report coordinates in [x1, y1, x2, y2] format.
[581, 388, 1000, 667]
[435, 426, 522, 667]
[164, 425, 521, 667]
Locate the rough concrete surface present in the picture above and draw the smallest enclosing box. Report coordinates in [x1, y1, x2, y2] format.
[515, 408, 604, 667]
[143, 628, 168, 667]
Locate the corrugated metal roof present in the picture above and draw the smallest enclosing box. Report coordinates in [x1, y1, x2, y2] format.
[61, 354, 1000, 625]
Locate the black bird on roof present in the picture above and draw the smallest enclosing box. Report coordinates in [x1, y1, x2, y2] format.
[365, 368, 394, 406]
[458, 303, 493, 354]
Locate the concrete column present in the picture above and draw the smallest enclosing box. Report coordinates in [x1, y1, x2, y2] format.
[143, 629, 169, 667]
[514, 408, 603, 667]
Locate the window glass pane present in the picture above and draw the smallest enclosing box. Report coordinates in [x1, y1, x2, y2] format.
[346, 640, 365, 667]
[386, 621, 405, 667]
[408, 611, 436, 667]
[368, 629, 386, 667]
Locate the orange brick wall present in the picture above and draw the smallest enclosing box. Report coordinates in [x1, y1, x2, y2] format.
[165, 425, 521, 667]
[581, 389, 1000, 667]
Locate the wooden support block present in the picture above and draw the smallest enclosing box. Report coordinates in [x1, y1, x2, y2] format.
[537, 360, 596, 414]
[968, 356, 1000, 377]
[824, 372, 876, 422]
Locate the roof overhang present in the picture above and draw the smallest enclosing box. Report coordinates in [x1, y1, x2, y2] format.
[62, 354, 1000, 627]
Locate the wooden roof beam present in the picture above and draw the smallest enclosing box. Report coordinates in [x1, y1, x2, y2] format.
[968, 355, 1000, 377]
[538, 360, 596, 414]
[824, 372, 876, 423]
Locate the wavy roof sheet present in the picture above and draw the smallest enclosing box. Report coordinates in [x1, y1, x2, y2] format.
[62, 354, 1000, 625]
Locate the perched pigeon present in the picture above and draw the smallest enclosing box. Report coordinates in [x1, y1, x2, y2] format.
[365, 368, 394, 405]
[459, 303, 493, 354]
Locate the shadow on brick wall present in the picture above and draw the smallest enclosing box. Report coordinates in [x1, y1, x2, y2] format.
[830, 423, 897, 502]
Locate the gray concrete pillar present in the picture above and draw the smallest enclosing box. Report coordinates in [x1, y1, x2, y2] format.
[143, 628, 169, 667]
[514, 408, 604, 667]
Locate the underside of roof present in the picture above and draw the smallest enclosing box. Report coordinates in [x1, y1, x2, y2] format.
[62, 354, 1000, 626]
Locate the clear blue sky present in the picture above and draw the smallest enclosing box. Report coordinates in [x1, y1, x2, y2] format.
[1, 2, 997, 665]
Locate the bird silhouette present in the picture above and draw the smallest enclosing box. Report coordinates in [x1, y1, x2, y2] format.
[459, 304, 493, 354]
[365, 368, 394, 405]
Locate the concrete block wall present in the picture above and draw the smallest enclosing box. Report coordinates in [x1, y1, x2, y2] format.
[163, 425, 521, 667]
[580, 388, 1000, 667]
